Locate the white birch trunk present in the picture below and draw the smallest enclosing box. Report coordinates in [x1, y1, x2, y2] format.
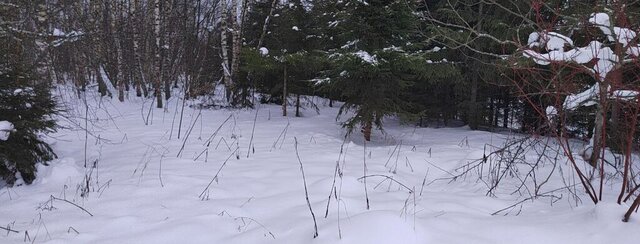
[230, 0, 241, 88]
[220, 0, 232, 100]
[257, 0, 278, 48]
[154, 0, 163, 108]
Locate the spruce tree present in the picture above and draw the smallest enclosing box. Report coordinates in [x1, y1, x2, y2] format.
[322, 0, 428, 140]
[0, 69, 57, 185]
[241, 0, 323, 110]
[0, 2, 58, 185]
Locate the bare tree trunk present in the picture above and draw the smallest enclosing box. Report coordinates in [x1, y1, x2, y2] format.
[257, 0, 278, 48]
[503, 99, 510, 128]
[296, 94, 301, 117]
[282, 65, 287, 116]
[131, 0, 144, 97]
[589, 83, 608, 168]
[623, 194, 640, 222]
[162, 0, 173, 101]
[230, 0, 242, 104]
[96, 66, 108, 97]
[467, 2, 483, 130]
[363, 120, 372, 141]
[468, 70, 480, 129]
[117, 7, 126, 102]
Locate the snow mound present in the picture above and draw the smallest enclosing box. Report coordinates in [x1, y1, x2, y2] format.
[322, 211, 425, 244]
[34, 158, 83, 185]
[527, 32, 573, 51]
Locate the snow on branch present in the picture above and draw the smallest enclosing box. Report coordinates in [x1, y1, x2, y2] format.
[353, 50, 378, 65]
[524, 12, 640, 111]
[0, 121, 14, 141]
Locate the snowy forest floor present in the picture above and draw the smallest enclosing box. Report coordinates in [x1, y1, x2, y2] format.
[1, 86, 639, 244]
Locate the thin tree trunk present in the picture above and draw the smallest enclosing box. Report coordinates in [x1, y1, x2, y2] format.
[220, 0, 232, 101]
[468, 2, 483, 130]
[155, 0, 164, 108]
[257, 0, 278, 48]
[468, 69, 479, 130]
[132, 0, 144, 97]
[589, 83, 608, 168]
[503, 98, 510, 128]
[363, 120, 372, 141]
[623, 195, 640, 222]
[283, 65, 287, 116]
[230, 0, 242, 104]
[296, 94, 301, 117]
[117, 16, 126, 102]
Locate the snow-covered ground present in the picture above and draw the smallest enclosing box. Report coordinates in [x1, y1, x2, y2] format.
[1, 87, 639, 244]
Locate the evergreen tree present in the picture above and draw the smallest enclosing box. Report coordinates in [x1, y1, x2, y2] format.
[322, 0, 435, 140]
[0, 70, 57, 185]
[0, 2, 58, 185]
[241, 0, 324, 111]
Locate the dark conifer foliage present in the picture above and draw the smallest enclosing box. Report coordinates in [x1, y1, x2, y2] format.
[321, 0, 429, 140]
[0, 71, 58, 185]
[0, 1, 58, 185]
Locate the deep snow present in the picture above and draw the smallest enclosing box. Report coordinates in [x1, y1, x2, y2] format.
[1, 86, 639, 244]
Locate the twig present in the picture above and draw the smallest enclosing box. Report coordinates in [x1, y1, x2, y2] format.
[294, 137, 319, 238]
[159, 154, 165, 187]
[424, 160, 455, 177]
[145, 98, 155, 125]
[623, 184, 640, 203]
[199, 147, 239, 199]
[247, 107, 259, 158]
[50, 196, 93, 217]
[67, 226, 79, 235]
[357, 175, 414, 193]
[491, 186, 570, 216]
[176, 110, 202, 157]
[1, 225, 19, 234]
[203, 114, 232, 146]
[271, 122, 290, 151]
[384, 144, 400, 167]
[83, 91, 89, 168]
[420, 168, 430, 196]
[177, 90, 188, 139]
[324, 137, 347, 218]
[234, 217, 276, 239]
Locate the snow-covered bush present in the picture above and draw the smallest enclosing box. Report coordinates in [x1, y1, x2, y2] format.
[519, 9, 640, 220]
[524, 12, 640, 167]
